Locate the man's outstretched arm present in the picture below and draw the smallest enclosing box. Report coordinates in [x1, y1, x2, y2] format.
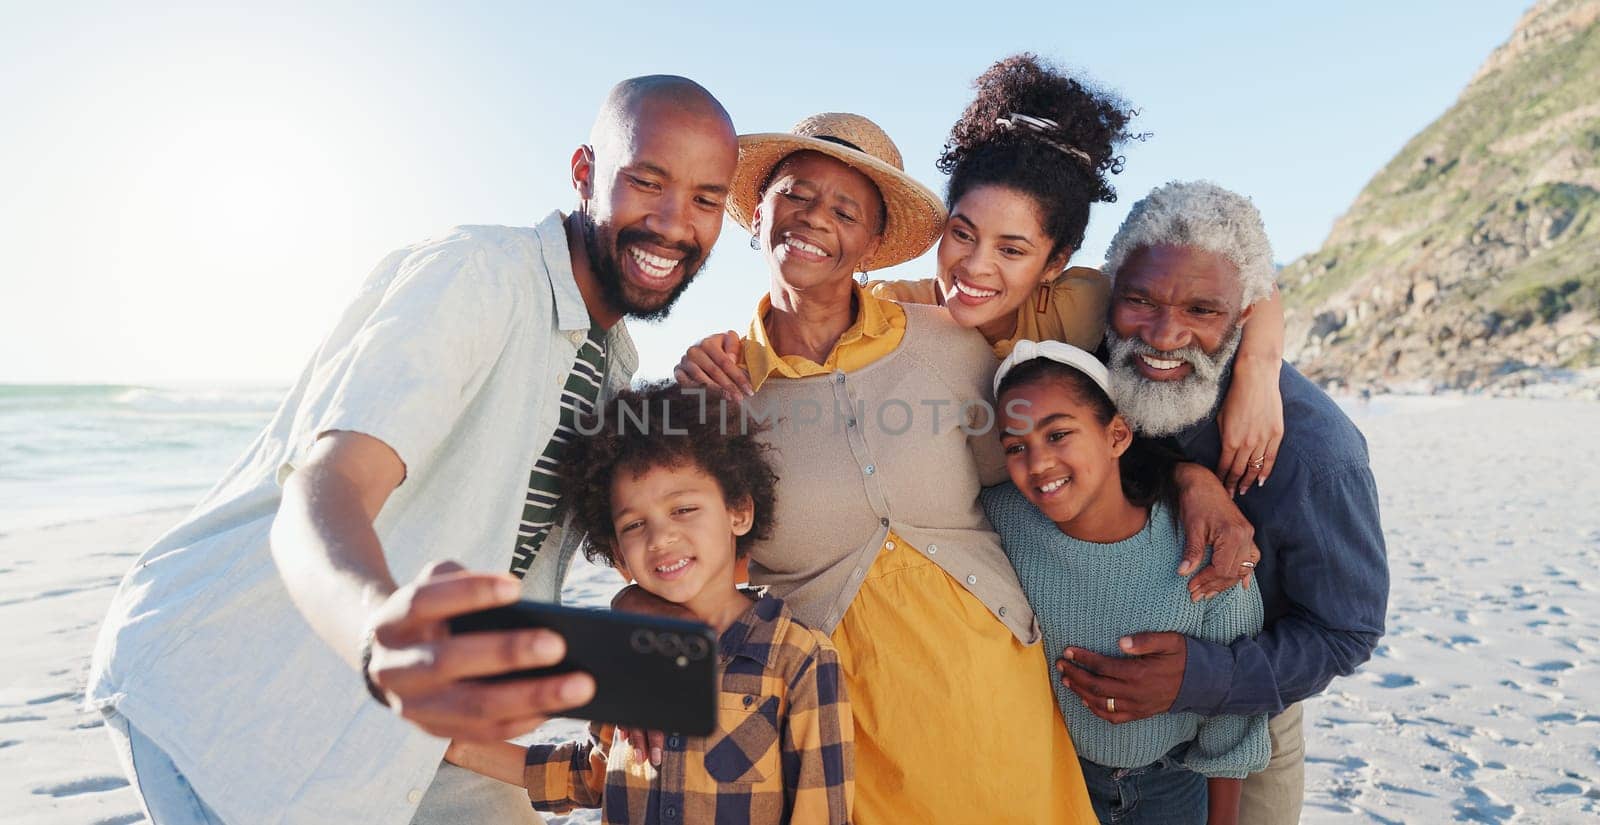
[271, 430, 594, 741]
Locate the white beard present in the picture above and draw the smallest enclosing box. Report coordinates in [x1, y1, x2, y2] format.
[1105, 324, 1243, 437]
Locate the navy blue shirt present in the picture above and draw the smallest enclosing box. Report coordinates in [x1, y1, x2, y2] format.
[1169, 362, 1388, 716]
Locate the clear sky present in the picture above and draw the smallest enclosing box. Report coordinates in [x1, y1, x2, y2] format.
[0, 0, 1532, 385]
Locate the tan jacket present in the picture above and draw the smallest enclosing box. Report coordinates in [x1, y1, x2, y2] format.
[744, 303, 1041, 645]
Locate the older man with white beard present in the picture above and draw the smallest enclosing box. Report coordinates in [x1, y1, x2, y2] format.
[1054, 181, 1389, 825]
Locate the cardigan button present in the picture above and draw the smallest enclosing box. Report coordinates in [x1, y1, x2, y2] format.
[880, 518, 889, 527]
[834, 371, 846, 384]
[966, 574, 978, 585]
[927, 544, 937, 554]
[864, 464, 876, 475]
[998, 606, 1008, 617]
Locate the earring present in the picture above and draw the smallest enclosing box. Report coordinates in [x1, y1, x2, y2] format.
[750, 235, 760, 250]
[1035, 282, 1052, 315]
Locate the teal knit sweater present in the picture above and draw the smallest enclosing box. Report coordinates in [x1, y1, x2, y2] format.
[981, 483, 1270, 779]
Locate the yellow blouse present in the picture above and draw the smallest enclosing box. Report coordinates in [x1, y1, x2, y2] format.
[867, 266, 1110, 358]
[742, 286, 1096, 823]
[742, 283, 908, 392]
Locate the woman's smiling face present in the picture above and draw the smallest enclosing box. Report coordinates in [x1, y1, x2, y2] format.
[936, 185, 1067, 339]
[754, 151, 884, 292]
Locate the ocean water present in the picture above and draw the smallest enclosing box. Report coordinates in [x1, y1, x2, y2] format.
[1, 381, 1425, 537]
[0, 381, 621, 601]
[0, 384, 282, 533]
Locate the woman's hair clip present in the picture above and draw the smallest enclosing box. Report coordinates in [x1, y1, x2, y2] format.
[994, 113, 1093, 168]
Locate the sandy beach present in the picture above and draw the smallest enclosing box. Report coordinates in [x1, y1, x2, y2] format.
[3, 395, 1597, 823]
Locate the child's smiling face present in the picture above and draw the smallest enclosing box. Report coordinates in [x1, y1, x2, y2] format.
[609, 461, 752, 616]
[1000, 379, 1131, 530]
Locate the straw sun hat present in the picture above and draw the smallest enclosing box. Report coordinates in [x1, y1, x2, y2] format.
[726, 112, 947, 272]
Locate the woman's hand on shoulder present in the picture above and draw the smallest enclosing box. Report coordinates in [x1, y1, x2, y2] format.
[673, 330, 754, 401]
[1215, 352, 1283, 495]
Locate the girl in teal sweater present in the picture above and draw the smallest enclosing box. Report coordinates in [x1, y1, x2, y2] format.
[981, 340, 1269, 825]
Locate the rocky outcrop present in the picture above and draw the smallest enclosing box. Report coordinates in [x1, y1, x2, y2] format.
[1280, 0, 1600, 397]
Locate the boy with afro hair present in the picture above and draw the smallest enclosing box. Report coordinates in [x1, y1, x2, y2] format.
[444, 381, 853, 825]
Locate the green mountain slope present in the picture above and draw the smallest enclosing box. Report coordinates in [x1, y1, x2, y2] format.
[1281, 0, 1600, 393]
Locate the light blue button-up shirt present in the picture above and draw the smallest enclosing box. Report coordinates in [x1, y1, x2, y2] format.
[87, 211, 637, 825]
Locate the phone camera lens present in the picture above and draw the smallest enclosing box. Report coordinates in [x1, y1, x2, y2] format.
[683, 637, 710, 660]
[630, 629, 655, 654]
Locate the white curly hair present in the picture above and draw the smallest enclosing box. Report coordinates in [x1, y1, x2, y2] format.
[1102, 180, 1276, 310]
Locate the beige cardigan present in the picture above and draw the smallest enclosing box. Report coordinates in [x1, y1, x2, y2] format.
[745, 303, 1041, 645]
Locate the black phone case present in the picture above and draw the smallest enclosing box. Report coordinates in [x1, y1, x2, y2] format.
[448, 601, 719, 736]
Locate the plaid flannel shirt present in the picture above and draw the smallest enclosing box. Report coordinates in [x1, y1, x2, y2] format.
[523, 594, 854, 824]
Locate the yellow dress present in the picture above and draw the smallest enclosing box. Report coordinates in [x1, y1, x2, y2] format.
[743, 286, 1096, 823]
[866, 266, 1110, 358]
[832, 533, 1093, 823]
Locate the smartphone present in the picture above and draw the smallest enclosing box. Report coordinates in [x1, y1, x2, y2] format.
[448, 600, 719, 736]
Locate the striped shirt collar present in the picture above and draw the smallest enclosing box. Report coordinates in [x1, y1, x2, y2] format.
[532, 210, 640, 381]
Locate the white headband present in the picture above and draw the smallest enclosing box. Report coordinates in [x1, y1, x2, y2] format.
[992, 339, 1111, 398]
[994, 113, 1093, 167]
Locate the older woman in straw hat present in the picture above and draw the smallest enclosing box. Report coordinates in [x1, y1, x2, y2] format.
[703, 112, 1097, 823]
